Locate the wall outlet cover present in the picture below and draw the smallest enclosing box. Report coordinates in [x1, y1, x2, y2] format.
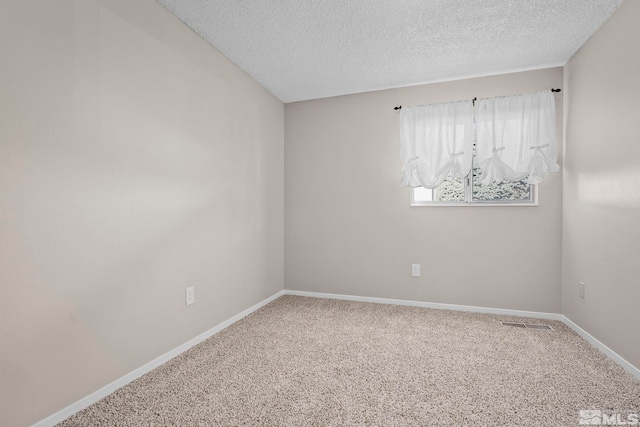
[186, 286, 195, 306]
[411, 264, 421, 277]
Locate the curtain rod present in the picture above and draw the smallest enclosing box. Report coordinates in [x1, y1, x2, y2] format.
[393, 88, 561, 111]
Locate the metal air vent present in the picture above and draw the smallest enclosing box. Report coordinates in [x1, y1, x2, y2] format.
[502, 322, 553, 331]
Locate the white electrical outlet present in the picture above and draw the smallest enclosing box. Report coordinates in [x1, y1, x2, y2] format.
[411, 264, 421, 277]
[579, 282, 585, 299]
[185, 286, 195, 306]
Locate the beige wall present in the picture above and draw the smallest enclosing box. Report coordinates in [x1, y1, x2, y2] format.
[285, 68, 563, 313]
[0, 1, 283, 425]
[562, 0, 640, 370]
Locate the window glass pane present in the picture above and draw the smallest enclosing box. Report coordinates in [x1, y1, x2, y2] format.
[413, 186, 433, 202]
[434, 175, 465, 202]
[471, 163, 531, 202]
[412, 175, 465, 203]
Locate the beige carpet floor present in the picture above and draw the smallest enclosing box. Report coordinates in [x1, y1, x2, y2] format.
[58, 295, 640, 426]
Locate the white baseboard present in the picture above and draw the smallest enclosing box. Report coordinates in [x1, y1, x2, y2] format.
[32, 290, 285, 427]
[284, 290, 564, 321]
[560, 315, 640, 380]
[284, 290, 640, 380]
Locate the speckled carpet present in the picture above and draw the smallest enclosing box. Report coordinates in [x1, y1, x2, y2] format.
[58, 295, 640, 426]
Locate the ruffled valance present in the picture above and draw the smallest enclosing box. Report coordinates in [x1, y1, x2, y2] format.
[400, 91, 559, 189]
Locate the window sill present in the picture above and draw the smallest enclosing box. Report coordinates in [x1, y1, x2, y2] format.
[410, 201, 538, 207]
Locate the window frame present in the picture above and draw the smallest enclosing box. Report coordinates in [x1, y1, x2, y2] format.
[410, 176, 538, 207]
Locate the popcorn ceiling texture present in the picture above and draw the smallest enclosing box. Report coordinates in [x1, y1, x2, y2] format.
[157, 0, 623, 103]
[57, 296, 640, 426]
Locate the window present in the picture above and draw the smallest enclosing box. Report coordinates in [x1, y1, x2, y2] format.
[411, 168, 536, 206]
[411, 145, 536, 206]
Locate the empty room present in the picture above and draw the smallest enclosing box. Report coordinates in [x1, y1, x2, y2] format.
[2, 0, 640, 426]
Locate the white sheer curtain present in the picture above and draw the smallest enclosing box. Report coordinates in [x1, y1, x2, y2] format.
[475, 90, 559, 185]
[400, 100, 473, 188]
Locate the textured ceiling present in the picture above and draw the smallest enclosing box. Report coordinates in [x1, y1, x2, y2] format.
[157, 0, 623, 103]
